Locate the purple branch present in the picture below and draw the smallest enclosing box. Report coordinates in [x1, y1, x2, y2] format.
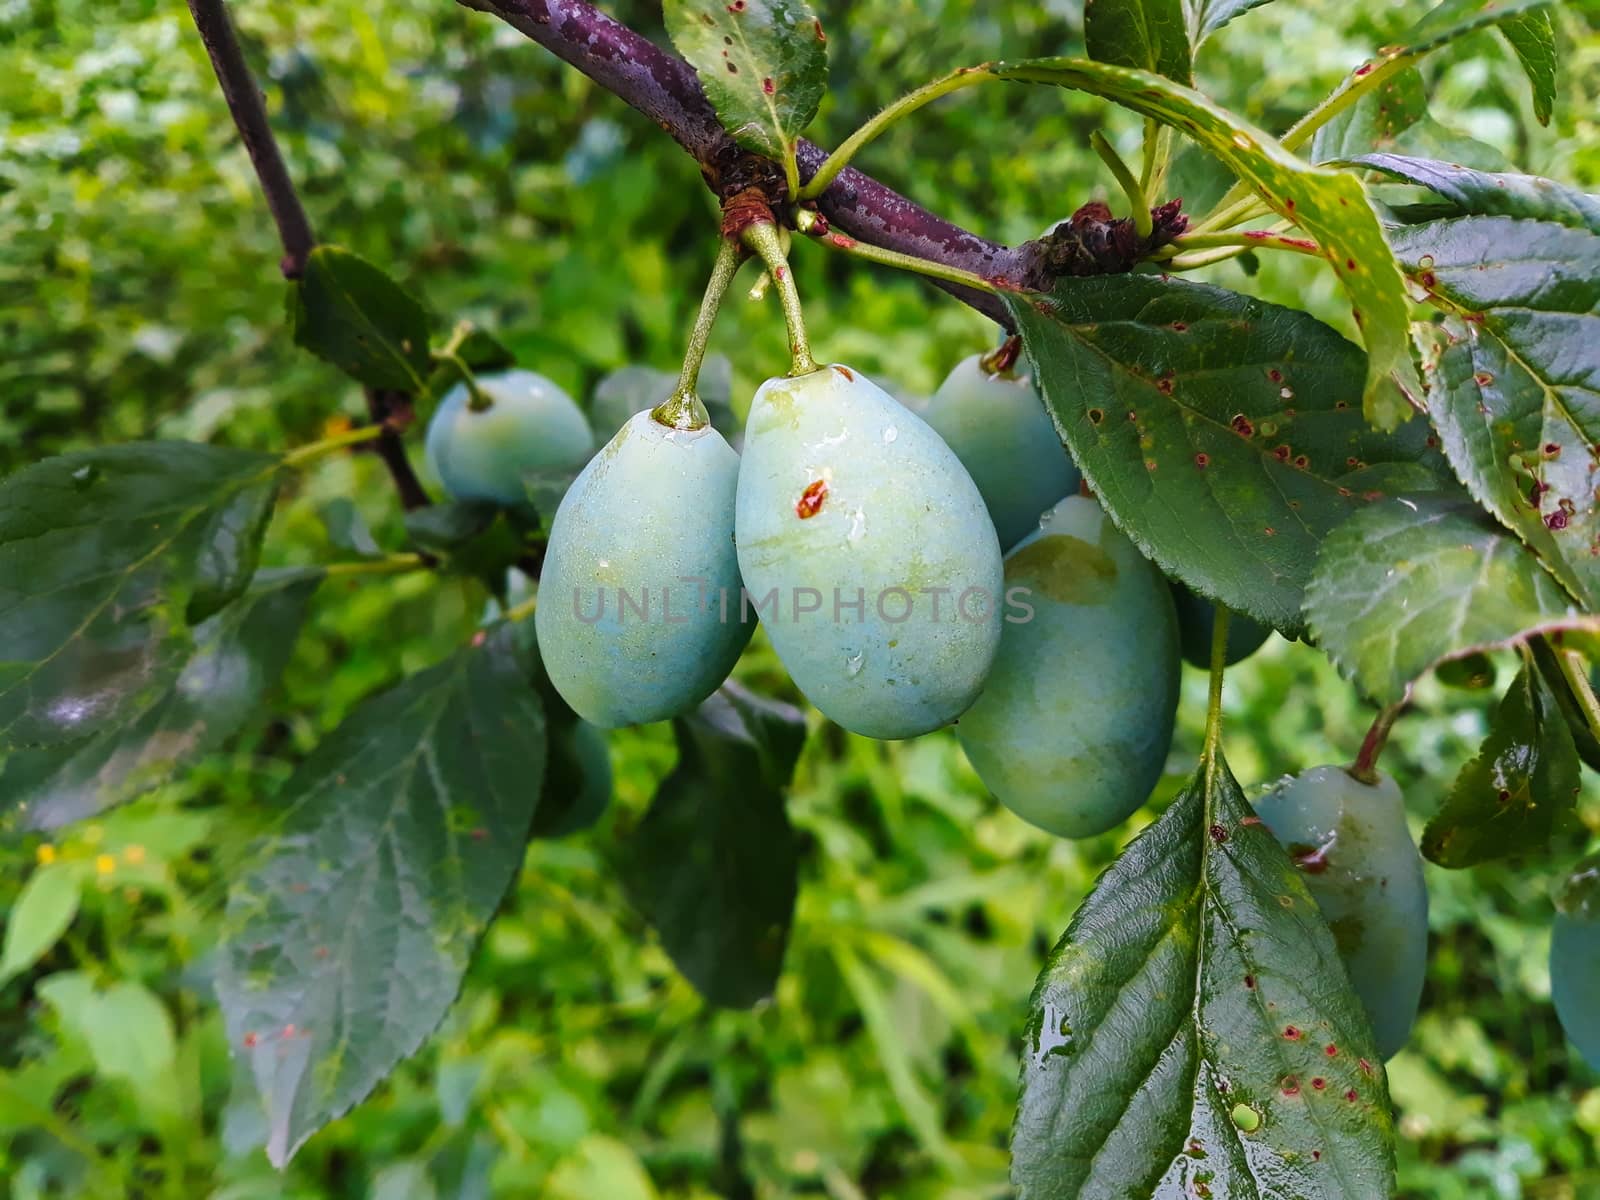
[186, 0, 316, 278]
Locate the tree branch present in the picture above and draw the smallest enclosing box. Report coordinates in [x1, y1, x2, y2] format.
[454, 0, 1026, 325]
[186, 0, 316, 278]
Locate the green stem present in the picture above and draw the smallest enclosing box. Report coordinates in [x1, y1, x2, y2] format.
[653, 238, 743, 430]
[322, 552, 429, 579]
[1203, 606, 1231, 770]
[281, 422, 387, 468]
[798, 67, 994, 201]
[1092, 131, 1152, 241]
[1140, 120, 1173, 198]
[1556, 647, 1600, 746]
[742, 221, 817, 376]
[1349, 689, 1410, 785]
[1164, 229, 1323, 259]
[503, 592, 538, 624]
[810, 228, 998, 294]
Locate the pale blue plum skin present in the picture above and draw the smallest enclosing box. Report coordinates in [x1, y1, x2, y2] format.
[955, 495, 1179, 838]
[735, 364, 1003, 740]
[535, 411, 752, 727]
[1171, 581, 1274, 669]
[426, 369, 595, 506]
[1255, 766, 1428, 1059]
[921, 354, 1082, 551]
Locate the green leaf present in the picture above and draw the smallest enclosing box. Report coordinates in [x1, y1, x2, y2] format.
[990, 56, 1421, 428]
[1005, 274, 1443, 632]
[37, 973, 180, 1121]
[0, 569, 322, 832]
[1529, 638, 1600, 773]
[1310, 69, 1508, 170]
[1400, 0, 1558, 61]
[1188, 0, 1276, 43]
[215, 625, 545, 1166]
[0, 442, 278, 750]
[0, 865, 81, 986]
[616, 682, 806, 1008]
[290, 246, 432, 391]
[1421, 662, 1581, 868]
[1304, 495, 1598, 704]
[317, 499, 384, 560]
[1390, 215, 1600, 609]
[1497, 8, 1557, 126]
[1346, 154, 1600, 232]
[404, 502, 532, 593]
[663, 0, 828, 172]
[1087, 0, 1192, 84]
[1012, 751, 1395, 1199]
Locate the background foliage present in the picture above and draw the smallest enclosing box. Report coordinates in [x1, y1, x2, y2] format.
[2, 0, 1598, 1196]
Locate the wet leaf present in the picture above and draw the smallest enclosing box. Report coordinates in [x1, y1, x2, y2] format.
[991, 56, 1420, 427]
[1497, 8, 1557, 126]
[1013, 751, 1394, 1198]
[1305, 495, 1597, 703]
[616, 682, 805, 1008]
[1006, 273, 1444, 632]
[1346, 154, 1600, 232]
[0, 442, 278, 750]
[215, 626, 545, 1166]
[1422, 662, 1581, 867]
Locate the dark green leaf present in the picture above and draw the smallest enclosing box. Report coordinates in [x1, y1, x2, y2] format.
[1346, 154, 1600, 232]
[1529, 638, 1600, 773]
[1310, 69, 1508, 170]
[215, 626, 545, 1166]
[1005, 274, 1444, 632]
[1435, 652, 1497, 691]
[1087, 0, 1191, 84]
[1391, 216, 1600, 609]
[1498, 8, 1556, 126]
[616, 682, 806, 1008]
[1188, 0, 1275, 42]
[1421, 663, 1581, 867]
[1305, 495, 1597, 703]
[403, 502, 530, 593]
[990, 56, 1421, 427]
[1012, 752, 1394, 1199]
[663, 0, 828, 169]
[0, 442, 278, 750]
[317, 498, 384, 560]
[1, 569, 321, 832]
[291, 246, 432, 391]
[1400, 0, 1557, 61]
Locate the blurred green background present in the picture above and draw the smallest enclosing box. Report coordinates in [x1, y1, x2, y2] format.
[2, 0, 1599, 1196]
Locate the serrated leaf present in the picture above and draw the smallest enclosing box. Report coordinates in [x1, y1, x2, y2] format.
[215, 626, 545, 1166]
[1498, 8, 1557, 126]
[1311, 69, 1509, 170]
[1088, 0, 1192, 84]
[1389, 214, 1600, 608]
[1346, 154, 1600, 232]
[1421, 662, 1581, 867]
[1005, 274, 1444, 632]
[1187, 0, 1275, 43]
[1, 570, 322, 832]
[616, 682, 805, 1008]
[317, 499, 384, 560]
[990, 56, 1421, 428]
[291, 246, 432, 391]
[663, 0, 827, 171]
[1305, 495, 1597, 703]
[0, 865, 81, 986]
[1012, 751, 1394, 1199]
[0, 442, 278, 750]
[1400, 0, 1558, 61]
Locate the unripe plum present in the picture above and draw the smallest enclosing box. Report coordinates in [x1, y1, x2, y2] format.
[426, 369, 595, 506]
[1255, 766, 1428, 1059]
[1552, 861, 1600, 1069]
[922, 354, 1081, 551]
[536, 410, 752, 727]
[1171, 581, 1273, 669]
[735, 364, 1003, 740]
[955, 495, 1179, 838]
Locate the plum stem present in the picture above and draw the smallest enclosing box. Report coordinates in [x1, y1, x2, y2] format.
[1203, 605, 1231, 770]
[1554, 647, 1600, 745]
[1350, 689, 1411, 785]
[799, 66, 995, 202]
[742, 221, 817, 376]
[979, 336, 1024, 378]
[281, 423, 388, 468]
[502, 593, 539, 624]
[323, 553, 430, 579]
[654, 237, 744, 431]
[1091, 131, 1153, 242]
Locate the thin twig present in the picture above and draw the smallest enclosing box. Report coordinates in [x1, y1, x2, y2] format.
[185, 0, 315, 277]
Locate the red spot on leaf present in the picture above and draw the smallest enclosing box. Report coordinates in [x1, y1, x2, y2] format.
[1311, 1077, 1327, 1090]
[1284, 1025, 1302, 1040]
[1282, 1076, 1301, 1096]
[1195, 453, 1211, 469]
[1209, 822, 1227, 841]
[1244, 974, 1256, 989]
[796, 478, 828, 518]
[1171, 321, 1188, 332]
[1231, 413, 1255, 437]
[762, 77, 775, 95]
[1355, 62, 1373, 76]
[1325, 1044, 1339, 1057]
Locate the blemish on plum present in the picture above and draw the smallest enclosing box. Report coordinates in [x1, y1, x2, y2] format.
[796, 479, 828, 518]
[833, 365, 855, 381]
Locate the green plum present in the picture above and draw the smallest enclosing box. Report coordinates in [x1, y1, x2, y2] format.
[735, 364, 1003, 740]
[1255, 766, 1428, 1059]
[955, 495, 1179, 837]
[535, 409, 752, 727]
[426, 369, 595, 506]
[1552, 859, 1600, 1069]
[1171, 581, 1273, 669]
[922, 353, 1081, 550]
